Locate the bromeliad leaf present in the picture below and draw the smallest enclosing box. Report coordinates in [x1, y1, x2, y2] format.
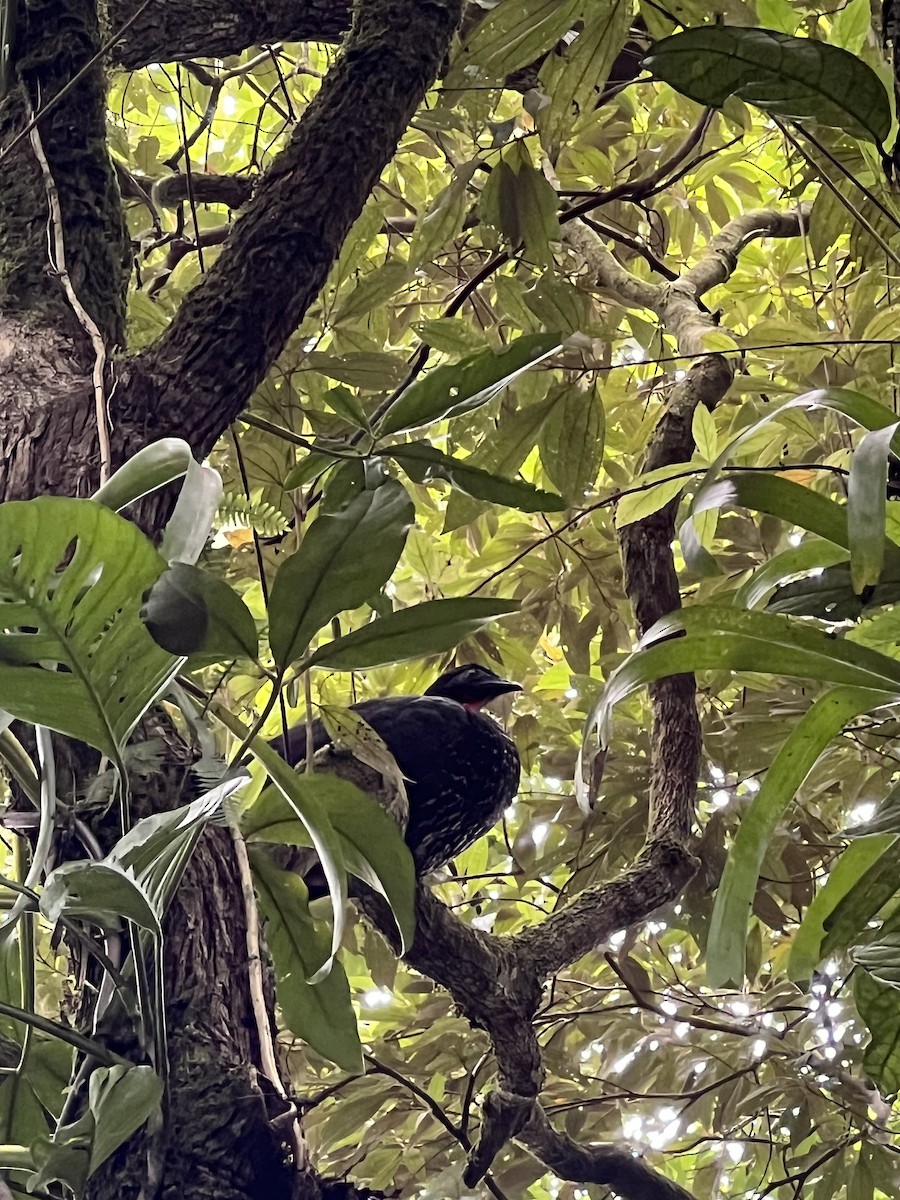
[303, 597, 520, 671]
[644, 27, 892, 145]
[141, 562, 259, 663]
[375, 333, 561, 437]
[386, 442, 564, 512]
[268, 477, 414, 671]
[0, 497, 177, 758]
[92, 439, 192, 512]
[249, 851, 363, 1073]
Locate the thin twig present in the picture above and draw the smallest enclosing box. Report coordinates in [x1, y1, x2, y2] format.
[25, 96, 111, 484]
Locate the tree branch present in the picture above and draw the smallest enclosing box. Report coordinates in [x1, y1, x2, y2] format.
[121, 0, 463, 457]
[111, 0, 352, 69]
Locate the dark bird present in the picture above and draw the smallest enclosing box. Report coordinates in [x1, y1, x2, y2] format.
[275, 664, 522, 875]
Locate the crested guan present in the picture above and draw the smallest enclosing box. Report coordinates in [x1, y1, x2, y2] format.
[275, 664, 522, 875]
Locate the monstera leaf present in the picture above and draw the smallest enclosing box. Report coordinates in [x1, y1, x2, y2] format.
[0, 497, 178, 757]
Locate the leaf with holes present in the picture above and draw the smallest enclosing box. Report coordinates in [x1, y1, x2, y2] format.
[0, 497, 177, 758]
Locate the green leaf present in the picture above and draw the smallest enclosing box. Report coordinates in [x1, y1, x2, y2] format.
[410, 318, 487, 356]
[644, 26, 891, 145]
[88, 1064, 163, 1176]
[707, 688, 888, 987]
[40, 861, 161, 938]
[588, 605, 900, 747]
[614, 462, 695, 528]
[159, 457, 223, 566]
[249, 851, 363, 1073]
[788, 835, 896, 982]
[538, 383, 605, 503]
[268, 478, 414, 670]
[141, 562, 259, 662]
[324, 387, 370, 431]
[409, 161, 479, 270]
[244, 773, 416, 953]
[848, 423, 900, 592]
[304, 351, 408, 391]
[284, 451, 338, 491]
[387, 442, 564, 512]
[855, 964, 900, 1094]
[91, 439, 192, 512]
[822, 837, 900, 960]
[244, 739, 349, 976]
[479, 141, 560, 265]
[691, 404, 718, 462]
[0, 498, 177, 758]
[536, 0, 631, 157]
[333, 261, 409, 325]
[444, 0, 582, 89]
[691, 472, 853, 550]
[304, 597, 520, 670]
[375, 333, 561, 437]
[733, 539, 850, 609]
[106, 788, 232, 918]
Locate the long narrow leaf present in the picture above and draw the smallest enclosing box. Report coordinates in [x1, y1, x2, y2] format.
[246, 739, 348, 980]
[707, 688, 894, 987]
[733, 540, 849, 609]
[303, 597, 519, 671]
[848, 423, 900, 592]
[788, 835, 896, 983]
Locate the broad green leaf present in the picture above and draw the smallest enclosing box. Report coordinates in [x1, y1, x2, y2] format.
[40, 862, 161, 938]
[106, 788, 234, 918]
[92, 439, 192, 512]
[249, 851, 363, 1073]
[304, 351, 408, 391]
[691, 404, 718, 462]
[244, 773, 416, 952]
[333, 261, 410, 325]
[245, 738, 348, 976]
[141, 562, 259, 662]
[284, 451, 338, 491]
[304, 597, 520, 670]
[444, 0, 582, 89]
[409, 161, 479, 270]
[855, 961, 900, 1094]
[613, 462, 695, 528]
[0, 498, 177, 758]
[695, 389, 899, 508]
[707, 687, 890, 987]
[443, 393, 560, 531]
[268, 478, 414, 670]
[411, 318, 487, 356]
[821, 837, 900, 961]
[788, 835, 896, 982]
[523, 273, 589, 335]
[88, 1064, 163, 1176]
[645, 27, 891, 145]
[324, 386, 370, 431]
[848, 423, 900, 592]
[691, 473, 853, 551]
[386, 442, 565, 512]
[538, 383, 605, 504]
[536, 0, 631, 157]
[480, 141, 561, 265]
[375, 333, 561, 437]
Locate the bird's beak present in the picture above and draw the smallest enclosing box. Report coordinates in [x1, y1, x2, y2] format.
[476, 678, 523, 701]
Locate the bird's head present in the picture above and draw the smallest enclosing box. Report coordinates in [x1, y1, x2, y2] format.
[425, 663, 523, 711]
